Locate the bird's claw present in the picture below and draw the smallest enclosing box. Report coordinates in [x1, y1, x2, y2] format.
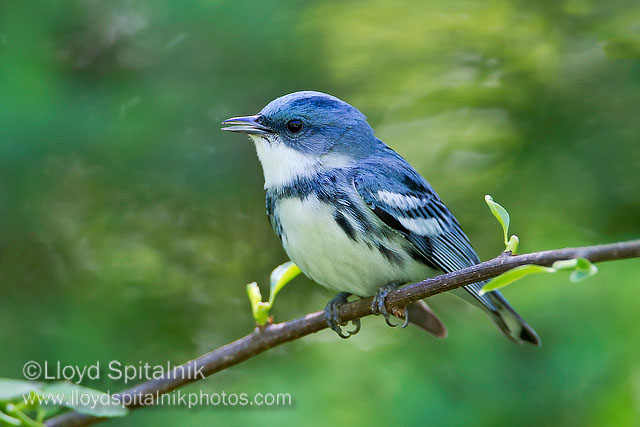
[371, 284, 400, 327]
[400, 306, 410, 328]
[324, 292, 360, 338]
[347, 318, 361, 335]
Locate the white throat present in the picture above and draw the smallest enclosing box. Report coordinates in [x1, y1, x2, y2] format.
[249, 135, 352, 189]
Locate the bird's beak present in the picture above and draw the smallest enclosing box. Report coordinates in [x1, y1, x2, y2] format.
[221, 115, 273, 135]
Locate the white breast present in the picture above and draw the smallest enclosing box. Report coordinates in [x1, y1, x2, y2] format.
[274, 195, 436, 296]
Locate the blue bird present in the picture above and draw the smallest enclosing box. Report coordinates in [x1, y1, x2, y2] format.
[222, 91, 540, 345]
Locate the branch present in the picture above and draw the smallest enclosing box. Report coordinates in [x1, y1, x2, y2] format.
[46, 239, 640, 427]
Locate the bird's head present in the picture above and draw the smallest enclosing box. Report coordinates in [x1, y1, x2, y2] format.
[222, 91, 379, 188]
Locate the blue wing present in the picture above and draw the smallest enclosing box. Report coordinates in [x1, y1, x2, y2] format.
[352, 151, 494, 307]
[352, 147, 540, 346]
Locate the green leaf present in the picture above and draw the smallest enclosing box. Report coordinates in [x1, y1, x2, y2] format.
[41, 383, 128, 418]
[569, 257, 598, 282]
[505, 235, 519, 254]
[3, 403, 43, 427]
[246, 282, 264, 324]
[552, 258, 598, 281]
[268, 261, 301, 306]
[551, 259, 579, 270]
[485, 195, 510, 245]
[575, 257, 594, 270]
[254, 302, 271, 326]
[480, 264, 555, 294]
[0, 410, 21, 426]
[0, 378, 43, 401]
[482, 257, 599, 294]
[245, 261, 301, 326]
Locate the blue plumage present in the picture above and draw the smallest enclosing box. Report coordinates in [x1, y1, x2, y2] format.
[222, 91, 539, 345]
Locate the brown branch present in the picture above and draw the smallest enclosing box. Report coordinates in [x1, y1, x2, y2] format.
[45, 239, 640, 427]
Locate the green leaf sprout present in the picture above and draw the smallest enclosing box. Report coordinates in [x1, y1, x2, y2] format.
[485, 195, 511, 247]
[482, 194, 597, 293]
[246, 261, 301, 326]
[0, 378, 129, 425]
[481, 257, 598, 294]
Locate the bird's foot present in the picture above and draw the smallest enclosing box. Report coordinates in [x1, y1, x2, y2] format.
[371, 284, 404, 327]
[324, 292, 361, 339]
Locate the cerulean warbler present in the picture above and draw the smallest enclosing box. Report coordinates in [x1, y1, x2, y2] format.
[222, 91, 539, 346]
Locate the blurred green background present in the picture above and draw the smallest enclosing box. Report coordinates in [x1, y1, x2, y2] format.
[1, 0, 639, 425]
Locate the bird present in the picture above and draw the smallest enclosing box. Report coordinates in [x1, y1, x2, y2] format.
[221, 91, 540, 346]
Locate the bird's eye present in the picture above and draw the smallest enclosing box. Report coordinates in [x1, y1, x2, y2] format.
[286, 119, 303, 133]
